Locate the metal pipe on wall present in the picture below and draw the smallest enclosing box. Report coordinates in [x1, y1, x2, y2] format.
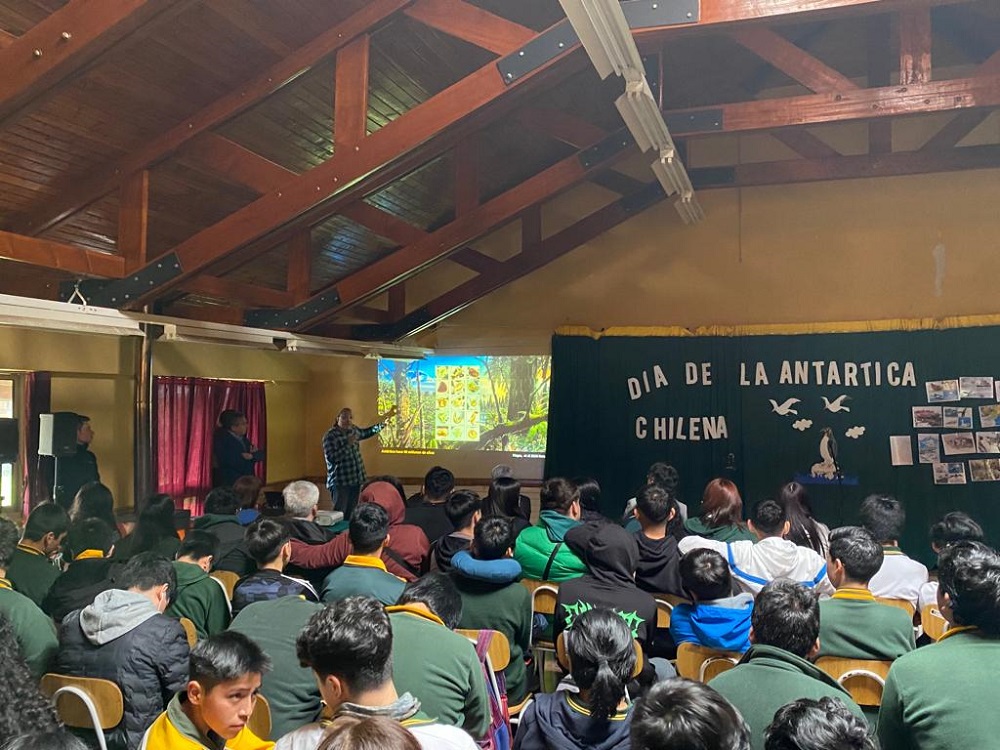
[132, 323, 153, 511]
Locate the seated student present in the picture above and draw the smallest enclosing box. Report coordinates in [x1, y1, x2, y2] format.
[113, 494, 181, 561]
[452, 517, 532, 704]
[432, 490, 481, 573]
[776, 482, 829, 557]
[917, 511, 984, 611]
[42, 517, 118, 623]
[630, 679, 751, 750]
[683, 478, 754, 543]
[623, 462, 689, 540]
[275, 596, 476, 750]
[515, 608, 636, 750]
[514, 477, 586, 581]
[234, 475, 264, 525]
[282, 481, 334, 545]
[321, 504, 404, 605]
[193, 487, 256, 576]
[57, 552, 189, 750]
[70, 481, 121, 542]
[404, 466, 456, 544]
[483, 474, 531, 539]
[232, 519, 318, 617]
[168, 531, 231, 639]
[709, 580, 865, 750]
[0, 610, 62, 740]
[0, 519, 58, 677]
[818, 526, 915, 660]
[858, 494, 928, 608]
[140, 631, 273, 750]
[315, 716, 427, 750]
[631, 485, 684, 596]
[387, 574, 489, 738]
[680, 500, 834, 597]
[7, 502, 68, 607]
[290, 481, 430, 581]
[877, 541, 1000, 750]
[766, 696, 875, 750]
[7, 732, 90, 750]
[670, 548, 753, 653]
[572, 477, 609, 525]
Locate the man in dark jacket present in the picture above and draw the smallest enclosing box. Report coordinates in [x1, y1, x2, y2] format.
[632, 484, 684, 596]
[404, 465, 455, 543]
[232, 518, 317, 617]
[432, 489, 481, 572]
[42, 517, 119, 623]
[56, 552, 189, 750]
[282, 480, 335, 545]
[53, 412, 100, 508]
[192, 487, 255, 576]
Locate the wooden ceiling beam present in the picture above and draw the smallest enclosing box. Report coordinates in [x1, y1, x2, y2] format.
[450, 247, 502, 275]
[9, 0, 413, 236]
[403, 0, 536, 56]
[730, 28, 859, 93]
[333, 35, 370, 151]
[920, 110, 992, 151]
[0, 30, 16, 49]
[118, 170, 149, 274]
[867, 13, 893, 154]
[180, 276, 294, 309]
[516, 108, 608, 149]
[454, 137, 480, 217]
[286, 230, 312, 302]
[771, 129, 840, 159]
[340, 203, 427, 246]
[0, 229, 124, 277]
[181, 133, 297, 194]
[388, 284, 406, 319]
[899, 6, 932, 85]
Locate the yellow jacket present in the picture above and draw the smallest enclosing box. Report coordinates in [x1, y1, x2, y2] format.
[140, 695, 273, 750]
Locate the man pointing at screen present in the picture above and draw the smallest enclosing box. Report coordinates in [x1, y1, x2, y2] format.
[323, 406, 397, 518]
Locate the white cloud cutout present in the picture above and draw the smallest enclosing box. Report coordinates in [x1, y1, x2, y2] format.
[845, 426, 866, 439]
[792, 419, 813, 432]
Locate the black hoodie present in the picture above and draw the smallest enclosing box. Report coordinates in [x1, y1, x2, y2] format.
[633, 531, 684, 597]
[431, 531, 472, 572]
[559, 523, 657, 647]
[513, 692, 632, 750]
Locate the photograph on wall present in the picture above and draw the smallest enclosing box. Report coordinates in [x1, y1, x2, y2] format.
[960, 376, 995, 399]
[969, 459, 1000, 482]
[942, 432, 977, 456]
[943, 406, 973, 429]
[977, 432, 1000, 454]
[926, 380, 960, 403]
[979, 404, 1000, 429]
[933, 462, 967, 485]
[917, 434, 941, 464]
[912, 406, 943, 428]
[889, 436, 913, 466]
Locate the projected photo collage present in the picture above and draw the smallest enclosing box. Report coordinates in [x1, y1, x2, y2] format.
[435, 365, 482, 443]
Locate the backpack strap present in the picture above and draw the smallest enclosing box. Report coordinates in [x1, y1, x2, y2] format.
[542, 542, 562, 581]
[384, 547, 420, 578]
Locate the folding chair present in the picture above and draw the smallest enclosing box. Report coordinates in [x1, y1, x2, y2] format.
[815, 657, 892, 707]
[675, 642, 741, 682]
[210, 570, 240, 601]
[248, 693, 272, 740]
[921, 604, 949, 641]
[457, 629, 513, 749]
[525, 582, 560, 692]
[178, 617, 198, 648]
[40, 674, 124, 750]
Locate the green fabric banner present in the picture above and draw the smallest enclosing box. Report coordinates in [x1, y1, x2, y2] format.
[546, 328, 1000, 564]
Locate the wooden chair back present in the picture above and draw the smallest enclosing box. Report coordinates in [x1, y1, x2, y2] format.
[921, 604, 949, 641]
[555, 632, 644, 679]
[675, 642, 741, 682]
[815, 657, 892, 707]
[247, 693, 271, 740]
[875, 597, 916, 618]
[457, 629, 512, 670]
[41, 673, 124, 750]
[178, 617, 198, 648]
[210, 570, 240, 600]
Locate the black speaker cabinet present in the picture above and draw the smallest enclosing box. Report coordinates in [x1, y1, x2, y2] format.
[39, 412, 79, 458]
[0, 418, 17, 463]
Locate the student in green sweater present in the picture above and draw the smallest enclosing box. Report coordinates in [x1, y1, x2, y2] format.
[7, 503, 67, 607]
[514, 478, 586, 582]
[818, 526, 915, 660]
[388, 573, 490, 739]
[878, 541, 1000, 750]
[452, 517, 532, 703]
[322, 503, 405, 606]
[167, 530, 231, 638]
[709, 580, 865, 750]
[0, 518, 58, 676]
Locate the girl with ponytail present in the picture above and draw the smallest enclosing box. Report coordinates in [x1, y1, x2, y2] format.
[514, 608, 636, 750]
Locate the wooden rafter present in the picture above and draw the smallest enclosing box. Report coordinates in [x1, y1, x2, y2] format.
[771, 130, 840, 159]
[731, 28, 858, 93]
[0, 230, 124, 277]
[920, 111, 992, 151]
[388, 284, 406, 319]
[286, 230, 312, 302]
[333, 35, 371, 151]
[867, 13, 893, 154]
[9, 0, 414, 236]
[450, 247, 502, 275]
[899, 7, 932, 85]
[0, 29, 16, 49]
[118, 170, 148, 274]
[403, 0, 535, 56]
[181, 133, 297, 194]
[516, 108, 607, 149]
[340, 203, 426, 246]
[180, 276, 293, 309]
[454, 137, 480, 217]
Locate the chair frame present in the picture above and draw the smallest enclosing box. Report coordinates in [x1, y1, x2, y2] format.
[675, 642, 741, 683]
[815, 657, 892, 707]
[41, 674, 124, 750]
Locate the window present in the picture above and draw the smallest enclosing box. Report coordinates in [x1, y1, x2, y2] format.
[0, 379, 15, 507]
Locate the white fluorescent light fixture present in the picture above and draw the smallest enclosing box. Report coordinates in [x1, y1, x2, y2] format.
[675, 191, 705, 225]
[615, 78, 670, 152]
[558, 0, 644, 81]
[160, 322, 280, 350]
[0, 294, 144, 337]
[650, 147, 691, 197]
[282, 333, 431, 361]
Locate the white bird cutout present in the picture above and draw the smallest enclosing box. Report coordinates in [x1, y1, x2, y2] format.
[822, 395, 851, 413]
[769, 398, 801, 416]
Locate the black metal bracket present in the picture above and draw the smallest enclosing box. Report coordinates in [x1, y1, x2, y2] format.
[244, 288, 342, 329]
[59, 253, 183, 308]
[622, 0, 699, 29]
[665, 108, 725, 135]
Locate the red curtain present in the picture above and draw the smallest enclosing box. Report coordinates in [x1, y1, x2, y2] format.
[21, 371, 53, 519]
[153, 377, 267, 515]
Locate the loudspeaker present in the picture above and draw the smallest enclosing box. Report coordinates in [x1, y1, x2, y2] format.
[0, 418, 17, 463]
[39, 412, 80, 458]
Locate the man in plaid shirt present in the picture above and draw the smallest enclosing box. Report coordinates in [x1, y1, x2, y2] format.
[323, 406, 397, 518]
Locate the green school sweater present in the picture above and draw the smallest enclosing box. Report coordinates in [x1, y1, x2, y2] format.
[818, 589, 915, 660]
[321, 555, 405, 606]
[878, 627, 1000, 750]
[454, 574, 532, 704]
[710, 645, 866, 750]
[388, 605, 490, 739]
[166, 561, 230, 638]
[0, 578, 58, 677]
[6, 544, 61, 607]
[229, 595, 324, 741]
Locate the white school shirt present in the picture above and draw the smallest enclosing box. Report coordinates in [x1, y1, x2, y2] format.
[276, 721, 477, 750]
[869, 547, 928, 609]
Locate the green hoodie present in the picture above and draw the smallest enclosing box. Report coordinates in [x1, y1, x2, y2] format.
[683, 517, 756, 543]
[513, 511, 586, 582]
[166, 561, 230, 638]
[709, 645, 866, 750]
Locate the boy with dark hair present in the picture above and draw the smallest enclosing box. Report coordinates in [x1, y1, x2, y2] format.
[918, 511, 984, 610]
[168, 530, 231, 639]
[709, 580, 865, 750]
[452, 517, 532, 703]
[42, 517, 118, 622]
[193, 487, 255, 576]
[58, 552, 189, 750]
[432, 490, 481, 573]
[321, 503, 405, 605]
[388, 574, 489, 738]
[858, 494, 927, 608]
[766, 696, 875, 750]
[7, 502, 68, 606]
[405, 466, 456, 542]
[681, 500, 833, 597]
[140, 631, 273, 750]
[514, 477, 586, 581]
[631, 679, 751, 750]
[275, 596, 476, 750]
[818, 526, 914, 660]
[0, 518, 58, 676]
[232, 518, 317, 616]
[632, 485, 684, 596]
[670, 548, 753, 653]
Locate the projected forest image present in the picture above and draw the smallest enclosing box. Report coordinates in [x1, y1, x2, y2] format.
[377, 355, 551, 452]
